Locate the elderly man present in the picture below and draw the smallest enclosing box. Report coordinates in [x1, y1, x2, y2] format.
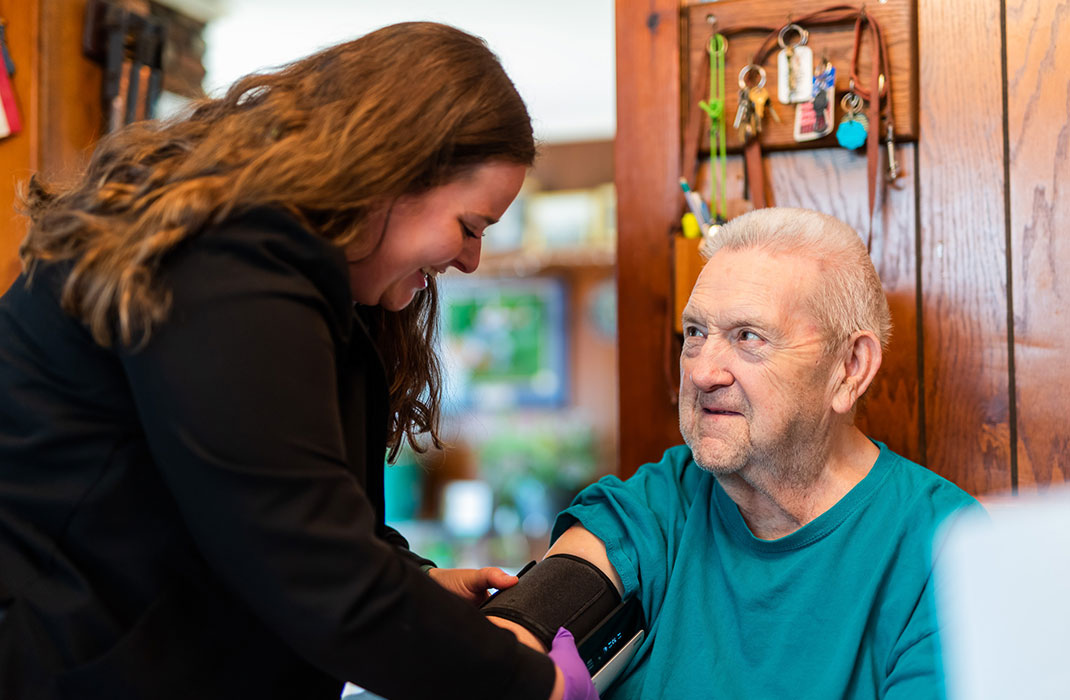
[492, 208, 977, 699]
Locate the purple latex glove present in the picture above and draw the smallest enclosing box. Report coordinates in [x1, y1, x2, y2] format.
[548, 627, 599, 700]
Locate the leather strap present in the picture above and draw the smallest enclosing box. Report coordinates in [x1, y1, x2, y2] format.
[744, 138, 767, 208]
[848, 9, 893, 239]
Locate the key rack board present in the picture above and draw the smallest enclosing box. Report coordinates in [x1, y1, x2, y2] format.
[684, 0, 918, 152]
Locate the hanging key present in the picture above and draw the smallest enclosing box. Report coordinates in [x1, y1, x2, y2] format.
[734, 89, 755, 141]
[733, 87, 751, 130]
[750, 86, 781, 128]
[735, 64, 766, 142]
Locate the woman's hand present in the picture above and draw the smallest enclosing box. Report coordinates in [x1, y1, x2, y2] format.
[548, 628, 599, 700]
[426, 566, 519, 605]
[428, 568, 598, 698]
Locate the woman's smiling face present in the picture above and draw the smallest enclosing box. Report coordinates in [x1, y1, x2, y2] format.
[346, 161, 527, 311]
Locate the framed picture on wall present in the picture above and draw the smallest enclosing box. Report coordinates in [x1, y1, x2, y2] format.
[525, 184, 615, 250]
[439, 276, 568, 411]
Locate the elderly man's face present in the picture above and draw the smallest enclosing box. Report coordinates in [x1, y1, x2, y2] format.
[678, 247, 839, 476]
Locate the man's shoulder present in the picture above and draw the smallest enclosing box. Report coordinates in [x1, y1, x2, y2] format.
[576, 444, 701, 504]
[632, 444, 704, 486]
[873, 441, 980, 517]
[650, 444, 697, 472]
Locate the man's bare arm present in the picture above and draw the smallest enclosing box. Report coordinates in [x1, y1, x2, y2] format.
[545, 522, 625, 596]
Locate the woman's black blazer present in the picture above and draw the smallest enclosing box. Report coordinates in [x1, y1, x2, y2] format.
[0, 209, 552, 699]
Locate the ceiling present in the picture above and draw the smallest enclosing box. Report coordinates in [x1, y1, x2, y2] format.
[195, 0, 616, 143]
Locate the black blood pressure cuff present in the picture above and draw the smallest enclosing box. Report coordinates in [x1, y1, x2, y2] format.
[480, 553, 622, 650]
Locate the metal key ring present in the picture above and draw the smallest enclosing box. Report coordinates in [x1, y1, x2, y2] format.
[777, 23, 809, 49]
[841, 92, 863, 113]
[738, 64, 766, 90]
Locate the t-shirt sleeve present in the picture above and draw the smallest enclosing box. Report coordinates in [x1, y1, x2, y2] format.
[881, 572, 947, 700]
[883, 475, 980, 700]
[551, 445, 696, 611]
[119, 217, 553, 700]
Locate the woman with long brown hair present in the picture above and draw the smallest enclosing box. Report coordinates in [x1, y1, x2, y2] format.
[0, 22, 594, 700]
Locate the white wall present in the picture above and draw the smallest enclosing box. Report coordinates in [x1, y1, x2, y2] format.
[203, 0, 615, 143]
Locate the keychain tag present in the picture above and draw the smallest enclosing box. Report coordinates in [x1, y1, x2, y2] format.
[0, 63, 21, 139]
[794, 62, 835, 142]
[835, 92, 868, 150]
[0, 18, 17, 140]
[0, 20, 15, 77]
[776, 24, 814, 104]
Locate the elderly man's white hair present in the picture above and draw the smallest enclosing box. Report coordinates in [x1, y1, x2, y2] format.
[703, 207, 892, 352]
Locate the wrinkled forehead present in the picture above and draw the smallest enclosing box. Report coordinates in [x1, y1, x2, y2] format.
[687, 247, 823, 325]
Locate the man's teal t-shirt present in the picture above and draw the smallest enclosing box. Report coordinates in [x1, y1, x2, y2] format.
[552, 442, 977, 700]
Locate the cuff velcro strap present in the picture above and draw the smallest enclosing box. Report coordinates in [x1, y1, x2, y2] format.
[481, 553, 622, 650]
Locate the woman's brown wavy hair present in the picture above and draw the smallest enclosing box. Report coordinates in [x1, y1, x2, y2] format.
[18, 21, 535, 460]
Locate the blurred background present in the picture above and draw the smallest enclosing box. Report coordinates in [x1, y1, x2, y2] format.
[195, 0, 619, 572]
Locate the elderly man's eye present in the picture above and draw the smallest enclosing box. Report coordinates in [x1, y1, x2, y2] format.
[739, 329, 762, 342]
[684, 325, 704, 338]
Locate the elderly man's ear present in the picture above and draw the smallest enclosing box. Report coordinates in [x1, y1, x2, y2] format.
[830, 331, 883, 415]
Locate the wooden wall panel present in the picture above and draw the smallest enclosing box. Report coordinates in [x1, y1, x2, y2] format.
[1007, 0, 1070, 491]
[620, 0, 1070, 498]
[0, 0, 101, 296]
[917, 0, 1012, 494]
[766, 146, 921, 464]
[39, 0, 102, 179]
[615, 0, 684, 477]
[684, 0, 919, 151]
[622, 0, 925, 478]
[677, 146, 922, 466]
[0, 0, 40, 291]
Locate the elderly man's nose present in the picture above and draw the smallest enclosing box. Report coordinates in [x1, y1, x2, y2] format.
[689, 347, 733, 390]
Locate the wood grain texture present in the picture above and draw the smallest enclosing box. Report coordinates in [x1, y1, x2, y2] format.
[0, 0, 39, 293]
[0, 0, 103, 296]
[39, 0, 102, 179]
[917, 0, 1011, 494]
[620, 0, 1070, 495]
[1006, 0, 1070, 491]
[615, 0, 686, 477]
[684, 0, 918, 151]
[766, 145, 921, 463]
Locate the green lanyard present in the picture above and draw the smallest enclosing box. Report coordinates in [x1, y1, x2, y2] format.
[698, 34, 728, 222]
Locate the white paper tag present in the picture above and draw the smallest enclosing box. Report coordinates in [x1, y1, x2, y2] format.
[777, 45, 814, 104]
